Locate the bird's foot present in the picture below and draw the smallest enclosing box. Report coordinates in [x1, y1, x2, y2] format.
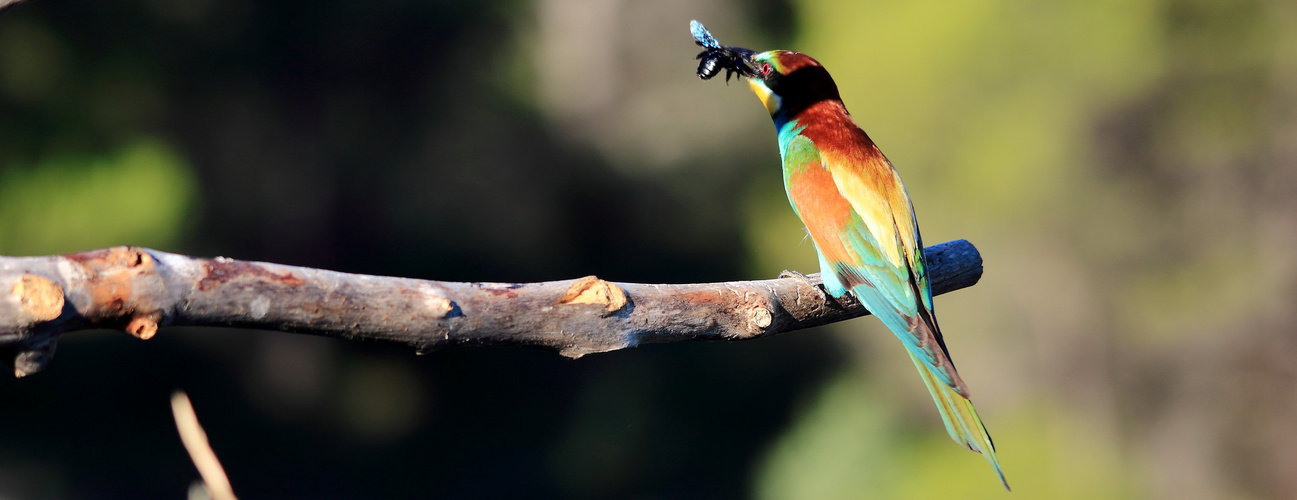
[778, 269, 829, 302]
[777, 269, 808, 280]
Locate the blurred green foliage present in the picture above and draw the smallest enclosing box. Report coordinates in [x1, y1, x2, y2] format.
[757, 372, 1139, 499]
[0, 140, 195, 255]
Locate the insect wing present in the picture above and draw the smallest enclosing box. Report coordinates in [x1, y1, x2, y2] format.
[690, 20, 720, 49]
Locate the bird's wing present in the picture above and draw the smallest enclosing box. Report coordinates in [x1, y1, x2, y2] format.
[785, 134, 965, 394]
[784, 135, 1007, 488]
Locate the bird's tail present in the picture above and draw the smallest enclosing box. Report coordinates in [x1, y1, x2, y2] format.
[908, 352, 1010, 491]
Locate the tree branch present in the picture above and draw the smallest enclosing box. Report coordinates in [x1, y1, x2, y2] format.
[0, 239, 982, 377]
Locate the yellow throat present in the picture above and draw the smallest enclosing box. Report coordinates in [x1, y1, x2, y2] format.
[749, 79, 781, 115]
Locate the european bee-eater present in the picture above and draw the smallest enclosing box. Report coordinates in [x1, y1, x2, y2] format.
[691, 21, 1008, 490]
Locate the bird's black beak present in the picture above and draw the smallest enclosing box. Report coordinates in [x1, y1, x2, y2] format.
[726, 46, 759, 77]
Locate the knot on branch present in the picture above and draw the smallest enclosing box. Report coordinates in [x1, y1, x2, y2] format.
[10, 339, 56, 378]
[126, 314, 161, 340]
[425, 295, 454, 317]
[732, 288, 775, 338]
[746, 303, 772, 332]
[11, 274, 65, 324]
[67, 246, 159, 318]
[557, 276, 628, 314]
[4, 274, 65, 377]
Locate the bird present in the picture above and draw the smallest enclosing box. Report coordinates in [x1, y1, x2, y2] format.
[690, 21, 1008, 490]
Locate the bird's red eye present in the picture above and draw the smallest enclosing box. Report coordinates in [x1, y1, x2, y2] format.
[761, 63, 773, 75]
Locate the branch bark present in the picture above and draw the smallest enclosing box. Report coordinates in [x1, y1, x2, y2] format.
[0, 239, 982, 377]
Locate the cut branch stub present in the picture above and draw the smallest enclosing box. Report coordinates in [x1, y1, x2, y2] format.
[0, 239, 983, 376]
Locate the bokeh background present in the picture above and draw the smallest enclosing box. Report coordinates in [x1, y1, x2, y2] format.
[1, 0, 1295, 498]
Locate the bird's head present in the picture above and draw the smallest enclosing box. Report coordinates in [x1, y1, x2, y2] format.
[688, 22, 841, 124]
[742, 51, 843, 123]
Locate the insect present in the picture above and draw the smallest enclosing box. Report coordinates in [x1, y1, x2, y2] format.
[690, 20, 756, 83]
[696, 51, 732, 81]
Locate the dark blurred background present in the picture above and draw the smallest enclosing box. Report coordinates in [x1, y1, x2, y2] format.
[2, 0, 1296, 498]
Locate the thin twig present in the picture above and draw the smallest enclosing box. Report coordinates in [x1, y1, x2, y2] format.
[171, 391, 238, 500]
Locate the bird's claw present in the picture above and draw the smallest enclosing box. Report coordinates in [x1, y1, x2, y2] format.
[777, 269, 829, 302]
[777, 269, 808, 280]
